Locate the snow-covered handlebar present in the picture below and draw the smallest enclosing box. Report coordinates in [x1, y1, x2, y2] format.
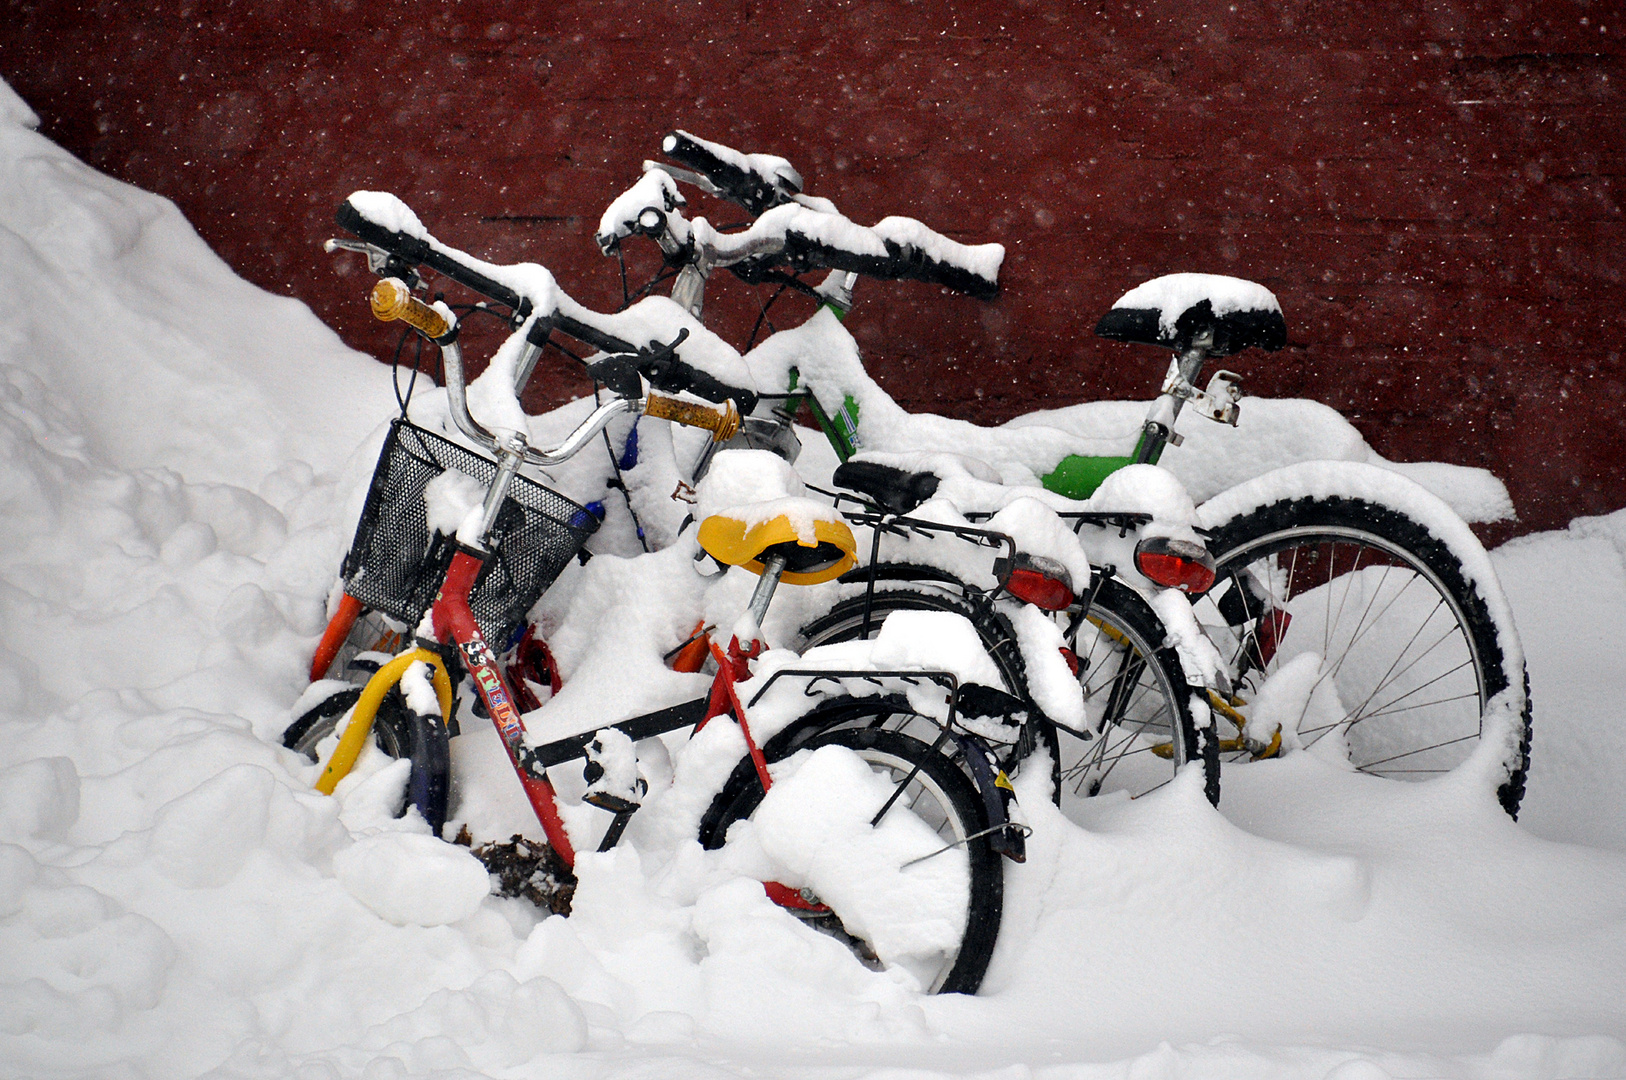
[602, 133, 1005, 300]
[333, 191, 760, 416]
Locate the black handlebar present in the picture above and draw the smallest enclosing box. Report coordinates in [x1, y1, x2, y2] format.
[661, 130, 800, 216]
[782, 231, 1000, 301]
[651, 134, 1000, 301]
[335, 201, 530, 318]
[335, 198, 758, 414]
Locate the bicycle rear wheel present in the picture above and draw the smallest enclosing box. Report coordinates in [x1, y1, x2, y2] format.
[1061, 578, 1217, 806]
[698, 718, 1002, 995]
[1198, 494, 1531, 816]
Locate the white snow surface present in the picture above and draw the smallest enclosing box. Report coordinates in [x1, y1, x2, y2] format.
[746, 309, 1515, 523]
[1109, 271, 1281, 329]
[3, 82, 1624, 1080]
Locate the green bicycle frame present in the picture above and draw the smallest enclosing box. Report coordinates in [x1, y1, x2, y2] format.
[788, 291, 1156, 501]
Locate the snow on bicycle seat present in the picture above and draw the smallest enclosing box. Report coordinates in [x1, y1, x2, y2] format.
[1095, 272, 1287, 357]
[694, 449, 856, 585]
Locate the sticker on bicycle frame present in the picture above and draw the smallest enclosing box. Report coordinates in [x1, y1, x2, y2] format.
[468, 653, 525, 743]
[461, 639, 497, 669]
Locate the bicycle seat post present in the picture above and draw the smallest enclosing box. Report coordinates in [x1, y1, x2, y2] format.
[739, 550, 790, 647]
[1135, 331, 1213, 464]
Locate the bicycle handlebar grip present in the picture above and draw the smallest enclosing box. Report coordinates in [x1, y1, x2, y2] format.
[371, 278, 453, 341]
[661, 130, 797, 216]
[644, 394, 741, 442]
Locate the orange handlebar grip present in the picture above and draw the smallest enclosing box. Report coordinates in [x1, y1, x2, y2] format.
[370, 278, 452, 340]
[644, 394, 741, 442]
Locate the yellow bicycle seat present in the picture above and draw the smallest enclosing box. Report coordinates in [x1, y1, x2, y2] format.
[698, 510, 857, 585]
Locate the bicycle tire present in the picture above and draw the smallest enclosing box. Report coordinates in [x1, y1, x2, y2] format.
[1198, 494, 1532, 817]
[282, 684, 452, 832]
[698, 719, 1002, 995]
[1060, 578, 1218, 806]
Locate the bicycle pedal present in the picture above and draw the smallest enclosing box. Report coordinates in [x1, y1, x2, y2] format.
[582, 728, 648, 812]
[582, 790, 640, 815]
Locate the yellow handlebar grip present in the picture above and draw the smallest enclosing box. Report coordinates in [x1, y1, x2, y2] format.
[644, 394, 741, 442]
[370, 278, 452, 340]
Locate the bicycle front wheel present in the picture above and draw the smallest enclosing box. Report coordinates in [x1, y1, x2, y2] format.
[283, 683, 451, 833]
[699, 721, 1003, 995]
[1198, 494, 1531, 816]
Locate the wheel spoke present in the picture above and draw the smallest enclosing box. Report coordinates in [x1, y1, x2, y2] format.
[1204, 500, 1526, 817]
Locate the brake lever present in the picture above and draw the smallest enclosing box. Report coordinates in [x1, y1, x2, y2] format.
[638, 327, 691, 380]
[323, 238, 422, 290]
[584, 354, 643, 400]
[586, 328, 692, 401]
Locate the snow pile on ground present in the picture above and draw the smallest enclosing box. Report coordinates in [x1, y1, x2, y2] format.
[2, 80, 1624, 1080]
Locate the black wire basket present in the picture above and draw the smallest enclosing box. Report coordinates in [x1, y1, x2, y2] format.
[340, 419, 599, 650]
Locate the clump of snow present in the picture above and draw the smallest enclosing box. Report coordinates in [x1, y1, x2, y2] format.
[695, 446, 845, 546]
[1109, 271, 1282, 330]
[1245, 651, 1337, 754]
[725, 744, 971, 972]
[775, 608, 1008, 720]
[872, 214, 1005, 286]
[596, 169, 685, 248]
[421, 465, 486, 539]
[1006, 603, 1086, 731]
[345, 189, 427, 236]
[0, 756, 79, 842]
[148, 763, 278, 889]
[333, 831, 492, 926]
[742, 305, 1513, 524]
[985, 496, 1093, 591]
[695, 446, 805, 520]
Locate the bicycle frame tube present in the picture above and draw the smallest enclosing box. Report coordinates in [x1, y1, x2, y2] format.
[430, 547, 578, 865]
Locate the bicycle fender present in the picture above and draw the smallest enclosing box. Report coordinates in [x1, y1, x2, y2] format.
[953, 732, 1026, 863]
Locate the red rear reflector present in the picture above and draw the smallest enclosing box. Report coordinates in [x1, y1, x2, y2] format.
[1134, 537, 1217, 593]
[1005, 567, 1075, 611]
[1058, 646, 1080, 676]
[1253, 608, 1292, 667]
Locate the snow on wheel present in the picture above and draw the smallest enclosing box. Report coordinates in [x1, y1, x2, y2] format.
[699, 719, 1003, 995]
[1195, 462, 1532, 816]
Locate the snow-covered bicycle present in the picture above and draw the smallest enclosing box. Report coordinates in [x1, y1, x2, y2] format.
[290, 192, 1045, 993]
[600, 130, 1532, 816]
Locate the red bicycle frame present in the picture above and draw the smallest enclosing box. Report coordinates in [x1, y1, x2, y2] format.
[428, 545, 775, 872]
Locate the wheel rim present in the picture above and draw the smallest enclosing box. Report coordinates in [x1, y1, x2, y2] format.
[1203, 525, 1487, 779]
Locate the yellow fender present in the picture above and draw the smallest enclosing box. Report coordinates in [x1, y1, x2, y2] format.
[315, 648, 453, 795]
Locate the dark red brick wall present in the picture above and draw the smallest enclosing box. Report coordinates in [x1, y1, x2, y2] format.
[4, 1, 1622, 535]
